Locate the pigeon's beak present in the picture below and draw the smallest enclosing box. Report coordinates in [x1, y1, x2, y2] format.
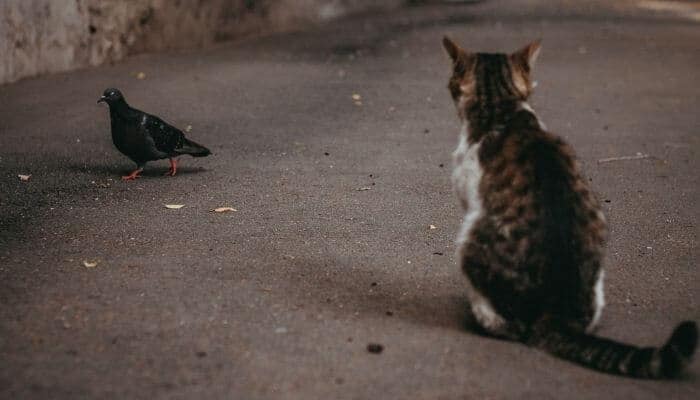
[97, 96, 106, 104]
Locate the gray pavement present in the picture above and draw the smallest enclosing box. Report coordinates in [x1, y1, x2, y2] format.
[1, 1, 699, 399]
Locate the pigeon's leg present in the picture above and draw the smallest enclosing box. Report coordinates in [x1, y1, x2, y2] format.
[122, 165, 144, 181]
[164, 158, 178, 177]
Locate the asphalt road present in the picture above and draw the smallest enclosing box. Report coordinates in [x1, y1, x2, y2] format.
[1, 1, 698, 399]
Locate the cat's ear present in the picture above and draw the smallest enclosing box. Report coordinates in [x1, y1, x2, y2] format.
[442, 36, 464, 62]
[443, 36, 473, 75]
[512, 40, 542, 70]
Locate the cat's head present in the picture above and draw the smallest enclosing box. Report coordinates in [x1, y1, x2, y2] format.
[442, 37, 541, 118]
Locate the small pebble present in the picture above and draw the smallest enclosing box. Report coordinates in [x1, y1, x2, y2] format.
[367, 343, 384, 354]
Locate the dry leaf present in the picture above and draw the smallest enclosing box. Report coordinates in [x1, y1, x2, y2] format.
[597, 153, 650, 164]
[351, 94, 361, 101]
[18, 174, 31, 181]
[429, 225, 437, 230]
[211, 207, 237, 213]
[83, 260, 98, 268]
[356, 187, 372, 191]
[185, 125, 193, 132]
[164, 204, 185, 209]
[136, 72, 146, 80]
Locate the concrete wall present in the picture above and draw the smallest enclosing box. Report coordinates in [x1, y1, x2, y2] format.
[0, 0, 401, 85]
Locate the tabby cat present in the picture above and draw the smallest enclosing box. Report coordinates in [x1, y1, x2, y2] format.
[442, 36, 697, 378]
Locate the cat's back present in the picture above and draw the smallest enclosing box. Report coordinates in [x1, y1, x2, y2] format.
[477, 111, 606, 260]
[479, 110, 581, 206]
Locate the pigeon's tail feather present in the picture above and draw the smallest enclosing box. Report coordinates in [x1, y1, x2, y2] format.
[177, 138, 211, 157]
[527, 318, 697, 379]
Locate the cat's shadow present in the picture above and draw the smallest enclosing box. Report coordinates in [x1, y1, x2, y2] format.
[282, 255, 487, 335]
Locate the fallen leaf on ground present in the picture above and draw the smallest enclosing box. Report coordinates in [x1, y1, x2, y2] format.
[185, 125, 192, 132]
[136, 72, 146, 80]
[356, 187, 372, 191]
[351, 94, 361, 101]
[429, 225, 437, 230]
[164, 204, 185, 209]
[18, 174, 31, 181]
[211, 207, 237, 213]
[82, 260, 98, 268]
[597, 153, 650, 164]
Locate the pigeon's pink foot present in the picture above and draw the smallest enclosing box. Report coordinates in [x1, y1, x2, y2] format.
[122, 169, 143, 181]
[164, 158, 178, 177]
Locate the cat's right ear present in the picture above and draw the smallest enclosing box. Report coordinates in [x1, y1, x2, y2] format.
[512, 40, 542, 71]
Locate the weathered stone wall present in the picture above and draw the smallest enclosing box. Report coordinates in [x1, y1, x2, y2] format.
[0, 0, 401, 85]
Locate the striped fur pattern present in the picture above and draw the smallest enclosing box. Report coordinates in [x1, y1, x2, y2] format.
[443, 36, 697, 378]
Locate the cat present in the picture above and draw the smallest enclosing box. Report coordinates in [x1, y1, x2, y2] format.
[442, 36, 697, 378]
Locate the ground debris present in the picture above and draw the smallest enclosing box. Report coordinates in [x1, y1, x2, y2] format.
[367, 343, 384, 354]
[164, 204, 185, 209]
[82, 260, 98, 268]
[211, 207, 237, 213]
[597, 152, 650, 164]
[18, 174, 31, 181]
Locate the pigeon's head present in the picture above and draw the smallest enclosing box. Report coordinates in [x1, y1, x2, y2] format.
[98, 88, 124, 105]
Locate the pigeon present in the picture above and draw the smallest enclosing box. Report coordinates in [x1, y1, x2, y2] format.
[98, 88, 211, 180]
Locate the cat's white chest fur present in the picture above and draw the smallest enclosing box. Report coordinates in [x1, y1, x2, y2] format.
[452, 124, 484, 247]
[452, 124, 506, 333]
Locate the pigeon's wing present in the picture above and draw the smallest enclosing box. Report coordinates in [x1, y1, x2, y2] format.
[141, 114, 186, 155]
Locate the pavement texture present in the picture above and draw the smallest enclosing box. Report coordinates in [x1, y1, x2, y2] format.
[0, 0, 698, 399]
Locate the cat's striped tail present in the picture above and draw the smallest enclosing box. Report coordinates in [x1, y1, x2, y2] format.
[527, 319, 697, 379]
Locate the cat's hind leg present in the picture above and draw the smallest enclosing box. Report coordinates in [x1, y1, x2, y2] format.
[459, 253, 516, 339]
[459, 238, 526, 341]
[463, 275, 506, 332]
[586, 268, 606, 333]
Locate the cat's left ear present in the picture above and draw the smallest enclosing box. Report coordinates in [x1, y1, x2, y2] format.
[512, 40, 542, 70]
[443, 36, 474, 76]
[442, 36, 463, 62]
